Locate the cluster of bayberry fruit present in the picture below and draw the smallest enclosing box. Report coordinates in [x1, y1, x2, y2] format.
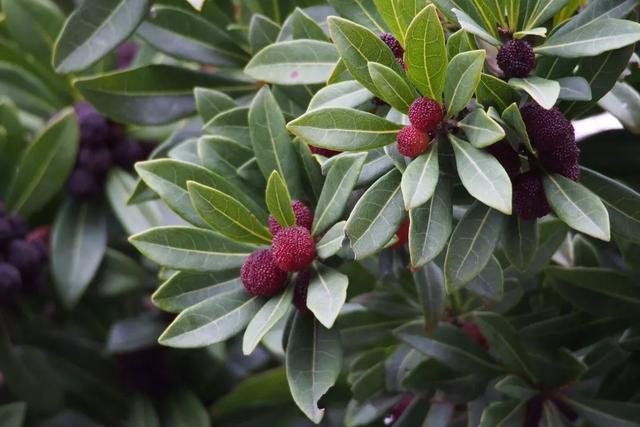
[397, 97, 444, 158]
[68, 102, 152, 199]
[240, 201, 317, 311]
[0, 204, 48, 303]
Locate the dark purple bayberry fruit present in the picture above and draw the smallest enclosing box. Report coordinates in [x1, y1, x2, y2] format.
[538, 140, 580, 180]
[488, 141, 521, 178]
[111, 139, 150, 170]
[513, 171, 552, 220]
[241, 249, 288, 297]
[408, 97, 444, 133]
[271, 226, 316, 272]
[268, 200, 314, 236]
[0, 262, 22, 294]
[293, 269, 311, 313]
[520, 103, 575, 152]
[74, 102, 109, 146]
[67, 168, 102, 199]
[116, 42, 139, 69]
[379, 32, 404, 58]
[397, 126, 429, 158]
[497, 39, 536, 78]
[6, 239, 42, 275]
[78, 144, 112, 176]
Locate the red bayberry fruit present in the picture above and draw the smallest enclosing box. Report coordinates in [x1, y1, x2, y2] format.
[397, 126, 430, 158]
[240, 249, 288, 297]
[391, 217, 410, 249]
[309, 145, 340, 158]
[271, 226, 316, 272]
[268, 201, 314, 236]
[497, 39, 536, 79]
[520, 103, 575, 152]
[408, 97, 443, 132]
[487, 141, 521, 178]
[512, 171, 552, 220]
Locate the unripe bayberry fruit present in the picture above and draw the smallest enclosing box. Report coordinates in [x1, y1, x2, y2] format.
[68, 168, 102, 199]
[520, 103, 575, 152]
[309, 145, 339, 158]
[271, 226, 316, 272]
[268, 201, 314, 236]
[379, 32, 404, 59]
[397, 126, 429, 158]
[0, 262, 21, 294]
[513, 171, 552, 220]
[74, 102, 109, 146]
[408, 97, 443, 132]
[497, 39, 536, 78]
[240, 249, 287, 297]
[293, 269, 311, 313]
[487, 141, 521, 178]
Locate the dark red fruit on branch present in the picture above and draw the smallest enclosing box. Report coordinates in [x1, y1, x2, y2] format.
[67, 168, 103, 199]
[538, 140, 580, 180]
[512, 171, 552, 220]
[268, 201, 314, 236]
[397, 126, 430, 158]
[293, 269, 311, 313]
[487, 141, 521, 178]
[240, 249, 288, 297]
[309, 145, 340, 158]
[271, 226, 316, 272]
[520, 103, 575, 152]
[379, 32, 404, 59]
[497, 39, 536, 78]
[74, 102, 109, 146]
[408, 97, 443, 133]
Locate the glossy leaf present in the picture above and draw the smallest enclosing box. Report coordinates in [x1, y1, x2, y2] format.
[243, 286, 293, 355]
[413, 262, 446, 333]
[508, 77, 560, 110]
[194, 88, 236, 123]
[445, 50, 485, 117]
[477, 74, 520, 112]
[316, 221, 347, 259]
[307, 80, 374, 111]
[503, 216, 539, 271]
[307, 262, 348, 329]
[265, 171, 295, 229]
[373, 0, 426, 45]
[459, 109, 506, 148]
[368, 62, 416, 113]
[401, 146, 439, 210]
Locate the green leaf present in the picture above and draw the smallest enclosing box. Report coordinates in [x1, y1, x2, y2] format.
[0, 100, 26, 197]
[580, 167, 640, 242]
[451, 8, 500, 45]
[445, 50, 485, 117]
[153, 270, 241, 313]
[105, 169, 163, 236]
[368, 62, 416, 113]
[401, 146, 439, 209]
[450, 135, 512, 214]
[0, 62, 64, 116]
[75, 65, 254, 125]
[459, 109, 506, 148]
[5, 108, 78, 217]
[52, 0, 149, 73]
[328, 16, 403, 95]
[287, 107, 402, 151]
[0, 402, 26, 427]
[93, 249, 146, 298]
[373, 0, 426, 45]
[126, 396, 159, 427]
[346, 169, 405, 259]
[327, 0, 385, 33]
[563, 397, 640, 427]
[307, 262, 348, 329]
[249, 14, 281, 54]
[535, 18, 640, 58]
[480, 400, 526, 427]
[405, 5, 447, 102]
[501, 103, 535, 154]
[477, 73, 520, 112]
[243, 286, 293, 355]
[413, 262, 446, 333]
[161, 389, 210, 427]
[503, 216, 538, 271]
[316, 221, 347, 259]
[160, 288, 261, 348]
[245, 40, 338, 85]
[308, 80, 374, 111]
[196, 136, 254, 194]
[52, 200, 107, 309]
[138, 5, 247, 66]
[508, 77, 560, 110]
[444, 202, 505, 290]
[543, 173, 610, 241]
[265, 171, 295, 229]
[395, 322, 501, 374]
[249, 87, 303, 199]
[203, 106, 250, 144]
[129, 226, 256, 272]
[557, 76, 592, 101]
[495, 375, 538, 400]
[194, 87, 237, 123]
[290, 8, 329, 41]
[295, 139, 324, 202]
[598, 82, 640, 133]
[409, 177, 453, 268]
[447, 29, 477, 58]
[525, 0, 571, 29]
[474, 312, 535, 381]
[286, 313, 342, 424]
[188, 181, 272, 244]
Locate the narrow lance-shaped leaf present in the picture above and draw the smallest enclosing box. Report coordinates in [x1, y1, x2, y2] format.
[373, 0, 427, 45]
[405, 5, 447, 102]
[249, 14, 281, 54]
[265, 171, 295, 229]
[52, 0, 149, 73]
[307, 262, 349, 329]
[194, 87, 237, 123]
[243, 286, 293, 355]
[159, 288, 262, 348]
[308, 80, 374, 111]
[188, 182, 272, 245]
[286, 313, 342, 424]
[445, 50, 485, 117]
[401, 145, 439, 210]
[458, 109, 505, 148]
[368, 62, 416, 114]
[503, 216, 539, 271]
[413, 262, 446, 333]
[466, 255, 504, 302]
[316, 221, 347, 259]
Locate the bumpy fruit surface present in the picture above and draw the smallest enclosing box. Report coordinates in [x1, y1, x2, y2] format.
[538, 140, 580, 180]
[408, 97, 443, 132]
[397, 126, 430, 158]
[497, 39, 536, 78]
[520, 103, 575, 152]
[379, 32, 404, 59]
[512, 171, 552, 220]
[293, 269, 311, 313]
[268, 201, 314, 236]
[240, 249, 288, 297]
[488, 141, 521, 178]
[271, 226, 316, 272]
[0, 262, 21, 295]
